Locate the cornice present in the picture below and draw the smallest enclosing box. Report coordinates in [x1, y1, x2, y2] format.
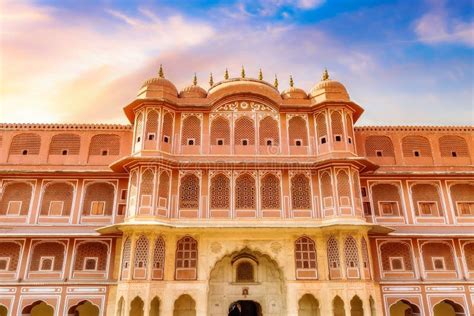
[0, 123, 132, 131]
[355, 125, 474, 132]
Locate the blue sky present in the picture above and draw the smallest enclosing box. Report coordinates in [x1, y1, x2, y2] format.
[1, 0, 473, 125]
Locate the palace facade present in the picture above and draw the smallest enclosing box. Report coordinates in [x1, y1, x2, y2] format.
[0, 67, 473, 316]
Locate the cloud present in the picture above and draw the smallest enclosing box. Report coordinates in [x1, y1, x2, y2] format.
[414, 1, 474, 46]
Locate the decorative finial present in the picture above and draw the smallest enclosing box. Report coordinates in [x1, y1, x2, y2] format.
[322, 68, 329, 81]
[274, 74, 279, 89]
[158, 64, 164, 78]
[209, 73, 214, 86]
[258, 69, 263, 80]
[193, 73, 197, 86]
[224, 68, 229, 80]
[289, 75, 294, 87]
[241, 65, 246, 78]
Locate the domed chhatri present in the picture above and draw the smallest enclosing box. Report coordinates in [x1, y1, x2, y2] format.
[137, 64, 178, 99]
[309, 69, 350, 103]
[179, 73, 207, 98]
[281, 75, 308, 100]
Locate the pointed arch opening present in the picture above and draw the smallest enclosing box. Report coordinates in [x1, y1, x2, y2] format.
[173, 294, 196, 316]
[350, 295, 363, 316]
[333, 296, 345, 316]
[130, 296, 144, 316]
[298, 294, 320, 316]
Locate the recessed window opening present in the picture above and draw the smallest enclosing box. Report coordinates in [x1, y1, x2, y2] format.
[295, 139, 302, 146]
[39, 256, 54, 271]
[320, 137, 327, 144]
[413, 150, 420, 157]
[163, 135, 170, 143]
[61, 149, 68, 155]
[451, 151, 457, 157]
[241, 139, 249, 146]
[187, 138, 195, 146]
[376, 150, 383, 157]
[0, 257, 9, 271]
[84, 257, 98, 271]
[432, 257, 445, 270]
[348, 137, 352, 144]
[101, 149, 108, 156]
[389, 257, 404, 271]
[335, 135, 342, 142]
[217, 139, 224, 146]
[266, 139, 273, 146]
[361, 187, 367, 197]
[22, 149, 28, 155]
[137, 136, 141, 143]
[148, 133, 155, 141]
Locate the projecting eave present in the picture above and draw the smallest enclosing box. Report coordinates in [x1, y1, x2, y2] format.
[123, 98, 178, 123]
[311, 100, 364, 123]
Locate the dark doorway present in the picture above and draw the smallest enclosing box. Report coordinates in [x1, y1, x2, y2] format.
[229, 300, 262, 316]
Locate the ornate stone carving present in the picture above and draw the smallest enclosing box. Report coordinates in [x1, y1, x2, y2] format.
[270, 241, 282, 254]
[215, 101, 276, 113]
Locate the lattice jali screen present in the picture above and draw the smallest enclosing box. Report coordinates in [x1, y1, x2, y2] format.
[365, 136, 395, 157]
[89, 134, 120, 155]
[176, 236, 197, 268]
[464, 243, 474, 270]
[450, 183, 474, 215]
[336, 170, 352, 206]
[234, 116, 255, 145]
[235, 173, 256, 209]
[439, 135, 469, 157]
[361, 238, 369, 269]
[344, 236, 359, 268]
[82, 182, 115, 216]
[371, 183, 402, 216]
[291, 173, 311, 210]
[330, 111, 343, 135]
[316, 113, 327, 139]
[146, 110, 159, 137]
[210, 117, 230, 145]
[327, 237, 340, 268]
[179, 174, 200, 209]
[260, 173, 281, 209]
[402, 135, 432, 157]
[411, 183, 442, 216]
[181, 115, 201, 145]
[236, 261, 254, 282]
[421, 242, 455, 270]
[0, 182, 33, 216]
[162, 112, 174, 141]
[288, 116, 308, 145]
[157, 171, 170, 208]
[74, 242, 108, 271]
[30, 242, 65, 271]
[128, 171, 138, 215]
[380, 242, 413, 271]
[259, 116, 279, 145]
[352, 171, 362, 209]
[345, 113, 354, 140]
[295, 237, 317, 269]
[135, 112, 144, 142]
[49, 133, 80, 155]
[210, 173, 230, 209]
[9, 133, 41, 155]
[134, 235, 149, 268]
[0, 242, 21, 271]
[320, 172, 333, 198]
[153, 237, 165, 269]
[140, 169, 155, 201]
[40, 182, 74, 216]
[121, 238, 131, 272]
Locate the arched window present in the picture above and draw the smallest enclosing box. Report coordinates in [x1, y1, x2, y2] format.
[361, 238, 370, 271]
[0, 182, 33, 216]
[0, 242, 21, 272]
[371, 183, 403, 217]
[260, 173, 281, 209]
[234, 116, 255, 146]
[210, 116, 230, 146]
[130, 297, 144, 316]
[402, 135, 432, 157]
[49, 133, 80, 155]
[157, 171, 170, 209]
[259, 116, 279, 145]
[30, 242, 65, 272]
[337, 170, 352, 207]
[235, 173, 256, 209]
[152, 237, 165, 280]
[150, 297, 160, 316]
[345, 113, 354, 142]
[139, 169, 155, 211]
[295, 237, 317, 279]
[344, 236, 359, 269]
[291, 173, 312, 210]
[161, 112, 174, 144]
[89, 134, 120, 156]
[74, 242, 108, 271]
[175, 236, 197, 280]
[121, 238, 131, 279]
[421, 242, 455, 271]
[9, 133, 41, 155]
[128, 170, 138, 216]
[40, 182, 74, 216]
[439, 135, 469, 157]
[365, 136, 395, 157]
[145, 110, 159, 149]
[315, 113, 327, 144]
[330, 111, 343, 140]
[449, 183, 474, 216]
[411, 183, 443, 216]
[380, 241, 414, 272]
[133, 235, 149, 279]
[288, 116, 308, 146]
[333, 296, 345, 316]
[179, 174, 200, 209]
[173, 295, 196, 315]
[327, 236, 340, 270]
[210, 173, 230, 209]
[298, 294, 320, 315]
[463, 243, 474, 271]
[134, 112, 144, 150]
[82, 182, 115, 216]
[350, 295, 364, 316]
[320, 171, 333, 209]
[181, 115, 201, 145]
[236, 261, 254, 282]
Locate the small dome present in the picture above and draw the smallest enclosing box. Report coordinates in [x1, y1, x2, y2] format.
[179, 84, 207, 98]
[281, 87, 307, 99]
[137, 65, 178, 99]
[309, 70, 350, 103]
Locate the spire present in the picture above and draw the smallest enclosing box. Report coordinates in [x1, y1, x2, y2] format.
[224, 68, 229, 80]
[289, 75, 294, 87]
[241, 65, 246, 78]
[209, 72, 214, 86]
[322, 68, 329, 81]
[274, 74, 279, 89]
[193, 73, 197, 86]
[158, 64, 164, 78]
[258, 68, 263, 80]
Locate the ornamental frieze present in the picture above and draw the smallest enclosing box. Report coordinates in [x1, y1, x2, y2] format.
[214, 101, 276, 113]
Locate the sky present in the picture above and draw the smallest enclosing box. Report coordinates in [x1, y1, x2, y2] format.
[0, 0, 473, 125]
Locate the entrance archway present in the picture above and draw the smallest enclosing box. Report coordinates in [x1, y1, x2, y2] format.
[389, 300, 421, 316]
[22, 301, 54, 316]
[68, 300, 99, 316]
[0, 305, 7, 316]
[208, 248, 285, 316]
[229, 301, 262, 316]
[433, 300, 465, 316]
[298, 294, 320, 316]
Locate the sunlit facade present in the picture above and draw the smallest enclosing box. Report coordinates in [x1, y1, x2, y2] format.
[0, 68, 473, 316]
